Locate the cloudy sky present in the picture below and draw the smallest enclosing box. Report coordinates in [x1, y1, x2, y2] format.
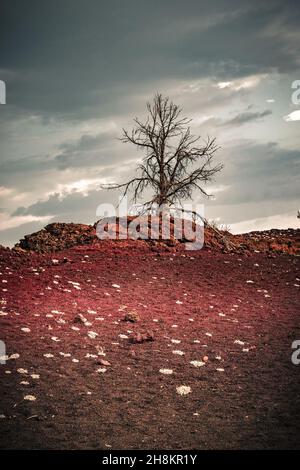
[0, 0, 299, 246]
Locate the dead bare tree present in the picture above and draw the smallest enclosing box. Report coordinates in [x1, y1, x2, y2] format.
[103, 93, 223, 209]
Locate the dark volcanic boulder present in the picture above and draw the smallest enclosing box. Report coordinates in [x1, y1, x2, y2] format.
[15, 222, 96, 253]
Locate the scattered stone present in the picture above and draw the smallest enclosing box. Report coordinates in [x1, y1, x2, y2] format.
[87, 331, 98, 339]
[124, 311, 140, 323]
[130, 332, 154, 344]
[98, 358, 111, 366]
[74, 313, 88, 324]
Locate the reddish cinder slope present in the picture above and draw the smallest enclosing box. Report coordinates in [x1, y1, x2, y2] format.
[13, 221, 300, 255]
[0, 245, 299, 449]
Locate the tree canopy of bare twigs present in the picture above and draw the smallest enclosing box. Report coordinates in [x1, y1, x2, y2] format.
[103, 93, 223, 209]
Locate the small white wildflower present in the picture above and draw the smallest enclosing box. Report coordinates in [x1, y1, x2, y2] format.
[24, 395, 36, 401]
[172, 350, 185, 356]
[159, 369, 173, 375]
[87, 331, 98, 339]
[190, 360, 205, 367]
[176, 385, 191, 396]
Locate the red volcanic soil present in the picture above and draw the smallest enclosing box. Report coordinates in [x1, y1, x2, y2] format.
[0, 244, 299, 450]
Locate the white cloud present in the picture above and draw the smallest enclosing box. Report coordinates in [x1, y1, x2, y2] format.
[230, 212, 300, 234]
[0, 186, 14, 197]
[47, 178, 108, 200]
[216, 74, 267, 92]
[0, 214, 52, 232]
[217, 81, 233, 89]
[283, 110, 300, 122]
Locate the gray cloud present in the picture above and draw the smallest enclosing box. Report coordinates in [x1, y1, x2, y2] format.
[1, 0, 299, 120]
[208, 141, 300, 206]
[13, 140, 300, 220]
[0, 0, 299, 245]
[221, 109, 272, 127]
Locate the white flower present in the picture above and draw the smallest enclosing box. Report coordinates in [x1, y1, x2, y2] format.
[119, 334, 128, 339]
[190, 360, 205, 368]
[24, 395, 36, 401]
[87, 331, 98, 339]
[31, 374, 40, 379]
[112, 284, 120, 289]
[234, 339, 245, 346]
[43, 353, 54, 358]
[159, 369, 173, 375]
[97, 368, 107, 373]
[172, 350, 185, 356]
[171, 339, 181, 344]
[176, 385, 191, 396]
[21, 327, 31, 333]
[17, 368, 28, 374]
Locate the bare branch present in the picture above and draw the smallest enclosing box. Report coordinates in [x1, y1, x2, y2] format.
[104, 93, 223, 208]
